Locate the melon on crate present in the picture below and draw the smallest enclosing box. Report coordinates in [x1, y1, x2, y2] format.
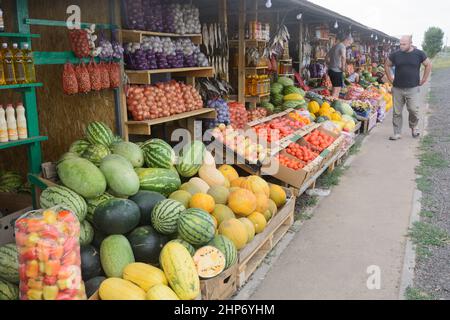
[193, 246, 226, 279]
[227, 188, 257, 217]
[178, 208, 216, 246]
[238, 217, 256, 243]
[207, 235, 238, 269]
[169, 190, 192, 208]
[269, 184, 287, 208]
[211, 204, 235, 226]
[248, 212, 267, 234]
[151, 199, 186, 235]
[207, 186, 230, 205]
[218, 165, 239, 183]
[189, 193, 215, 213]
[218, 218, 248, 250]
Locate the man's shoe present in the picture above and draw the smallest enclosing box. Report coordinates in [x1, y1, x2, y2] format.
[389, 134, 402, 141]
[412, 128, 420, 138]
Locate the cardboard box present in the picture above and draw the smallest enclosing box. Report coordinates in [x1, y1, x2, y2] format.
[0, 193, 33, 245]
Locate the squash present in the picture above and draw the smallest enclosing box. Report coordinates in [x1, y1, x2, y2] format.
[122, 263, 168, 292]
[269, 184, 287, 208]
[218, 165, 239, 183]
[146, 284, 180, 300]
[218, 218, 248, 250]
[308, 101, 320, 114]
[159, 242, 200, 300]
[330, 112, 342, 121]
[189, 193, 216, 213]
[189, 177, 210, 194]
[228, 188, 257, 217]
[193, 246, 226, 279]
[199, 165, 226, 187]
[99, 278, 146, 300]
[241, 176, 270, 197]
[248, 212, 267, 234]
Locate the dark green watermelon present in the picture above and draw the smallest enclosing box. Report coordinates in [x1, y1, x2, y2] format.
[93, 198, 141, 235]
[80, 245, 102, 281]
[92, 228, 107, 249]
[127, 226, 170, 266]
[84, 276, 106, 298]
[129, 191, 166, 226]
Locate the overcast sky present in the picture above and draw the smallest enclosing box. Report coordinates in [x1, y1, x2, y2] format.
[309, 0, 449, 49]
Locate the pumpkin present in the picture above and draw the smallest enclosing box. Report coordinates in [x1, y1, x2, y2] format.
[189, 193, 216, 213]
[199, 165, 226, 187]
[238, 217, 256, 243]
[218, 165, 239, 183]
[269, 184, 287, 208]
[308, 101, 320, 114]
[248, 212, 267, 234]
[228, 189, 257, 217]
[218, 218, 248, 250]
[241, 176, 270, 197]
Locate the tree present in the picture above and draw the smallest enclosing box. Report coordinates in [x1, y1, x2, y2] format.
[422, 27, 444, 58]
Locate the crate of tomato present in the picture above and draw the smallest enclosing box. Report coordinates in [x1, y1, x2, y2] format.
[303, 127, 343, 164]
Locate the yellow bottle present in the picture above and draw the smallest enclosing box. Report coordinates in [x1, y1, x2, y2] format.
[0, 49, 5, 85]
[12, 43, 26, 84]
[22, 43, 36, 83]
[2, 43, 16, 85]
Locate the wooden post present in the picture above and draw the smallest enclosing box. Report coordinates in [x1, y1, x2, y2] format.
[219, 0, 229, 82]
[238, 0, 246, 104]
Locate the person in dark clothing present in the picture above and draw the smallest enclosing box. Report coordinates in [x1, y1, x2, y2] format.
[326, 35, 354, 97]
[385, 35, 432, 140]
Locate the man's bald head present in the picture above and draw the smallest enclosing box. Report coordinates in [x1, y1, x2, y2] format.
[400, 35, 413, 52]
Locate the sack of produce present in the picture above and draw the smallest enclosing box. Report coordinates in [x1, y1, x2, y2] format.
[68, 29, 90, 58]
[62, 62, 79, 95]
[87, 59, 102, 91]
[111, 31, 124, 60]
[122, 0, 145, 30]
[97, 30, 113, 60]
[99, 62, 111, 90]
[15, 206, 86, 300]
[143, 0, 163, 32]
[75, 62, 91, 94]
[108, 62, 121, 89]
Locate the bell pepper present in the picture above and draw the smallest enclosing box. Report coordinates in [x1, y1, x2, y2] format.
[16, 218, 29, 233]
[49, 245, 64, 260]
[39, 261, 45, 274]
[20, 247, 37, 261]
[62, 251, 77, 267]
[26, 219, 46, 233]
[28, 278, 43, 290]
[26, 260, 39, 278]
[57, 278, 70, 291]
[19, 264, 27, 281]
[43, 285, 59, 300]
[15, 232, 28, 247]
[40, 225, 60, 241]
[43, 210, 57, 225]
[43, 275, 57, 286]
[57, 265, 73, 280]
[58, 210, 76, 223]
[56, 291, 76, 300]
[63, 237, 77, 254]
[45, 260, 61, 277]
[27, 289, 43, 300]
[25, 232, 40, 247]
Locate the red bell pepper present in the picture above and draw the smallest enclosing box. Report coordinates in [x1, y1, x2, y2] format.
[26, 219, 46, 233]
[21, 247, 37, 261]
[28, 278, 43, 290]
[43, 275, 58, 286]
[26, 260, 39, 278]
[62, 251, 77, 267]
[45, 260, 61, 277]
[43, 285, 59, 300]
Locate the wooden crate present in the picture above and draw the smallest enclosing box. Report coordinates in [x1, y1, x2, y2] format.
[200, 263, 238, 300]
[237, 191, 295, 288]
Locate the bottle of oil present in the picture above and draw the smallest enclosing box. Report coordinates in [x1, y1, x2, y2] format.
[0, 48, 5, 85]
[22, 43, 36, 83]
[2, 43, 16, 84]
[12, 43, 26, 84]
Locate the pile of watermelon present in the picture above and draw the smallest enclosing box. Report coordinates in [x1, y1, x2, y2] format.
[0, 171, 31, 194]
[269, 77, 307, 114]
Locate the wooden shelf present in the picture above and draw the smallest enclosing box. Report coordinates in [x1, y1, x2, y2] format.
[125, 67, 214, 84]
[121, 30, 202, 44]
[245, 93, 270, 103]
[0, 32, 40, 38]
[125, 108, 217, 135]
[229, 39, 268, 47]
[0, 136, 48, 151]
[0, 83, 43, 90]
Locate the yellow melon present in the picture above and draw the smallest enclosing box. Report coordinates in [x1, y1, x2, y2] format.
[169, 190, 192, 208]
[263, 210, 272, 222]
[212, 204, 235, 226]
[241, 176, 270, 197]
[255, 193, 269, 214]
[207, 186, 230, 205]
[248, 212, 267, 234]
[231, 177, 247, 188]
[268, 199, 278, 217]
[189, 193, 216, 213]
[269, 184, 287, 208]
[238, 218, 256, 242]
[218, 219, 248, 249]
[227, 189, 257, 217]
[218, 165, 240, 183]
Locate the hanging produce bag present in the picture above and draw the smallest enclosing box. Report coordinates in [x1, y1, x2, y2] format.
[122, 0, 145, 30]
[87, 59, 102, 91]
[97, 30, 113, 60]
[99, 62, 111, 90]
[15, 206, 86, 300]
[111, 30, 124, 60]
[108, 62, 121, 89]
[75, 62, 92, 93]
[62, 62, 79, 95]
[68, 29, 91, 59]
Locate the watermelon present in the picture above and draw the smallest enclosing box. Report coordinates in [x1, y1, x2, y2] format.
[69, 139, 91, 156]
[271, 93, 284, 106]
[176, 141, 205, 178]
[283, 86, 304, 96]
[92, 228, 107, 249]
[82, 144, 111, 166]
[81, 245, 102, 281]
[127, 226, 170, 265]
[57, 157, 107, 199]
[0, 279, 19, 300]
[178, 208, 216, 246]
[208, 235, 238, 269]
[129, 191, 166, 226]
[270, 82, 283, 95]
[0, 244, 19, 284]
[80, 220, 94, 246]
[111, 142, 144, 168]
[100, 235, 135, 278]
[136, 168, 181, 196]
[151, 200, 186, 235]
[141, 139, 176, 169]
[0, 172, 22, 192]
[93, 198, 141, 235]
[85, 276, 106, 298]
[57, 152, 79, 166]
[40, 185, 88, 222]
[100, 155, 140, 197]
[193, 246, 226, 279]
[85, 121, 114, 147]
[170, 239, 195, 256]
[277, 77, 294, 87]
[86, 193, 114, 224]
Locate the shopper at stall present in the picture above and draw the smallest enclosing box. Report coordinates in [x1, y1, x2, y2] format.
[326, 35, 354, 97]
[385, 35, 432, 140]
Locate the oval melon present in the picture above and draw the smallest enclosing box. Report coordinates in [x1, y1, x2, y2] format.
[169, 190, 192, 208]
[189, 177, 210, 194]
[238, 217, 256, 242]
[100, 154, 140, 197]
[207, 186, 230, 205]
[270, 184, 287, 208]
[218, 165, 239, 183]
[180, 182, 203, 196]
[248, 212, 267, 234]
[111, 142, 145, 168]
[218, 218, 248, 250]
[228, 189, 257, 217]
[212, 204, 235, 226]
[199, 165, 226, 187]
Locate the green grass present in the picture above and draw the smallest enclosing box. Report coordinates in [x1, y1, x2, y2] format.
[408, 221, 450, 259]
[294, 195, 318, 221]
[348, 140, 362, 156]
[432, 50, 450, 71]
[419, 210, 434, 218]
[317, 166, 348, 189]
[416, 176, 432, 193]
[405, 287, 436, 300]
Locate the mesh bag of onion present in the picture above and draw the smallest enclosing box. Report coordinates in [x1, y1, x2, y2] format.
[99, 62, 111, 90]
[143, 0, 163, 32]
[75, 62, 91, 94]
[68, 29, 90, 59]
[122, 0, 145, 30]
[62, 62, 79, 95]
[87, 59, 102, 91]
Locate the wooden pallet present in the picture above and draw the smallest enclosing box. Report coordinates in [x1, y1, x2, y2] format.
[237, 191, 296, 288]
[200, 263, 238, 300]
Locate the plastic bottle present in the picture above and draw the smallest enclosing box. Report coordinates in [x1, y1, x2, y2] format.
[0, 8, 4, 33]
[12, 43, 26, 84]
[22, 43, 36, 83]
[16, 102, 27, 140]
[2, 43, 16, 85]
[5, 104, 18, 141]
[0, 105, 8, 142]
[0, 48, 5, 85]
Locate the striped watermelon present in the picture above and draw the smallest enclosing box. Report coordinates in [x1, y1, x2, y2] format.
[40, 185, 88, 222]
[0, 244, 19, 284]
[85, 121, 114, 147]
[151, 200, 186, 235]
[82, 144, 111, 166]
[170, 239, 196, 256]
[176, 141, 206, 178]
[208, 235, 238, 269]
[86, 193, 114, 224]
[0, 279, 19, 300]
[57, 152, 79, 166]
[136, 168, 181, 197]
[0, 172, 22, 192]
[69, 139, 91, 156]
[80, 220, 95, 246]
[178, 208, 216, 246]
[141, 139, 176, 169]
